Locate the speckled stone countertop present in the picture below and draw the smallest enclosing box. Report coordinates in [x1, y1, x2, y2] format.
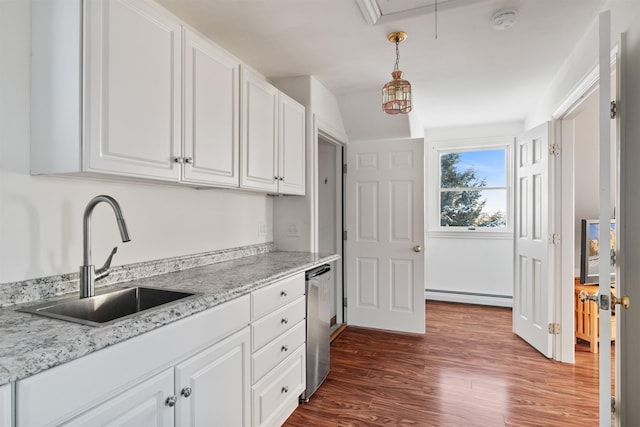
[0, 251, 339, 386]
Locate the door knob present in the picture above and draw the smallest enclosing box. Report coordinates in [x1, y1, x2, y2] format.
[413, 245, 422, 253]
[611, 292, 630, 309]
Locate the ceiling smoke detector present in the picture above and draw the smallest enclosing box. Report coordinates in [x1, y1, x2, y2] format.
[491, 9, 517, 30]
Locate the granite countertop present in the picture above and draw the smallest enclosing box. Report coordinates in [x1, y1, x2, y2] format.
[0, 251, 339, 386]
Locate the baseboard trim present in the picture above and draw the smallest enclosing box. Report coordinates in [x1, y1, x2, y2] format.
[425, 290, 513, 307]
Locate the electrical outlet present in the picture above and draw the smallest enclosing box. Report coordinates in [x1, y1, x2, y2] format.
[287, 222, 300, 237]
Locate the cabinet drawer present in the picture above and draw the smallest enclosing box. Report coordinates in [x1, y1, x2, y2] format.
[252, 321, 305, 384]
[251, 273, 304, 320]
[252, 296, 305, 352]
[252, 346, 305, 427]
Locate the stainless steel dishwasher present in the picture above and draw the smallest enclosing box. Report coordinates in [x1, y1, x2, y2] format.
[300, 264, 331, 401]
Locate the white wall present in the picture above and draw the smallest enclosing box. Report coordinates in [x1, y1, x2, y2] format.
[572, 93, 600, 274]
[0, 0, 273, 284]
[424, 122, 522, 306]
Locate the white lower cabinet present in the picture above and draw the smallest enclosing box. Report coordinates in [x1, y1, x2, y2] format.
[250, 273, 306, 426]
[61, 327, 251, 427]
[175, 327, 251, 426]
[0, 383, 11, 427]
[16, 295, 251, 427]
[61, 369, 174, 427]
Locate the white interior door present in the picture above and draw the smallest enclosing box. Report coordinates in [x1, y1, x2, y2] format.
[346, 138, 425, 334]
[513, 122, 553, 358]
[597, 11, 616, 427]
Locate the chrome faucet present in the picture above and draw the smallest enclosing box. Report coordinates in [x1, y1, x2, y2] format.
[79, 195, 131, 298]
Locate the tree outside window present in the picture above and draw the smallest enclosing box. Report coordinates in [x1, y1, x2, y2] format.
[439, 149, 508, 229]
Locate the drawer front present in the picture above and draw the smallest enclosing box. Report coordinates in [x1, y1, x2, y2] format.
[251, 273, 304, 320]
[252, 296, 305, 352]
[252, 320, 305, 384]
[252, 346, 305, 427]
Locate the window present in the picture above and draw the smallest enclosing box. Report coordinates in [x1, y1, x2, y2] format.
[430, 140, 512, 233]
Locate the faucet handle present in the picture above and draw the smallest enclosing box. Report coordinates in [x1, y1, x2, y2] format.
[95, 246, 118, 280]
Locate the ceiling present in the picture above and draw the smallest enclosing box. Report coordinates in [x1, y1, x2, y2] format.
[155, 0, 606, 137]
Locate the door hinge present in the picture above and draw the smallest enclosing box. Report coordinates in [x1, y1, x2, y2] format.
[611, 100, 617, 119]
[611, 248, 617, 266]
[343, 230, 347, 241]
[611, 396, 616, 413]
[343, 297, 348, 308]
[548, 144, 561, 156]
[548, 323, 561, 335]
[549, 234, 561, 245]
[343, 164, 348, 174]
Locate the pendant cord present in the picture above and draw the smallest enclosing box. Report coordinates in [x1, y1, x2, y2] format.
[435, 0, 438, 40]
[394, 40, 400, 72]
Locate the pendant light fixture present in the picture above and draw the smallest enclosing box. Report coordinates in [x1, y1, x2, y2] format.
[382, 31, 412, 115]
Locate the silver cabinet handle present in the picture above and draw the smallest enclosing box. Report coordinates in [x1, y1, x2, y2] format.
[174, 157, 184, 164]
[280, 176, 285, 181]
[181, 386, 192, 398]
[413, 245, 422, 253]
[281, 290, 288, 297]
[184, 157, 193, 164]
[281, 345, 289, 352]
[281, 386, 289, 394]
[281, 317, 289, 324]
[165, 395, 177, 407]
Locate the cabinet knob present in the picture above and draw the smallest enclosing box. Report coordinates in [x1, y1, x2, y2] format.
[184, 157, 193, 164]
[165, 395, 177, 407]
[279, 176, 285, 181]
[181, 386, 192, 398]
[281, 317, 289, 324]
[281, 345, 289, 352]
[174, 157, 184, 164]
[281, 290, 288, 297]
[274, 176, 279, 181]
[281, 386, 289, 394]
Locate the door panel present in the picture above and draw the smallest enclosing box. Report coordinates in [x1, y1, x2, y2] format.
[514, 122, 552, 358]
[346, 138, 425, 334]
[183, 28, 239, 186]
[85, 0, 181, 179]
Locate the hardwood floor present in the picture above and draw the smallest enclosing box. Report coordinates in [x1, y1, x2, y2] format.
[284, 300, 609, 427]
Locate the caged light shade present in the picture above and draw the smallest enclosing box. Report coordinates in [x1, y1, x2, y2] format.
[382, 31, 412, 114]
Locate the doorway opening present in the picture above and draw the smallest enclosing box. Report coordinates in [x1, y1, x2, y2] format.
[317, 135, 345, 337]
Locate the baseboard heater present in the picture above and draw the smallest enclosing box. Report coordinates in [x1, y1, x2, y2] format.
[425, 289, 513, 307]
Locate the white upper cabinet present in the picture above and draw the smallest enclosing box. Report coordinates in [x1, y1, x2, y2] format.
[241, 66, 306, 195]
[31, 0, 302, 194]
[31, 0, 182, 180]
[240, 66, 280, 193]
[278, 93, 306, 195]
[84, 0, 182, 180]
[182, 28, 240, 187]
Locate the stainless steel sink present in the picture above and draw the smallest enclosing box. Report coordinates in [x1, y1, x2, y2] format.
[18, 286, 196, 327]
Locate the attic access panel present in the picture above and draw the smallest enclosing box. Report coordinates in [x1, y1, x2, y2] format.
[356, 0, 490, 25]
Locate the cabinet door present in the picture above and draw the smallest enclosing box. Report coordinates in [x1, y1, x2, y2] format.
[183, 29, 240, 187]
[84, 0, 181, 180]
[240, 67, 279, 192]
[278, 93, 306, 195]
[0, 383, 10, 427]
[175, 327, 251, 427]
[61, 369, 174, 427]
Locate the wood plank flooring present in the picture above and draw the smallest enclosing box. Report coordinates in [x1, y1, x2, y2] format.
[284, 300, 609, 427]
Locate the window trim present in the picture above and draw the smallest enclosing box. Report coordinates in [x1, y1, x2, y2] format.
[427, 137, 514, 235]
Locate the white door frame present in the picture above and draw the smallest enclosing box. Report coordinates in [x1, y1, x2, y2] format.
[317, 132, 345, 329]
[551, 45, 619, 365]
